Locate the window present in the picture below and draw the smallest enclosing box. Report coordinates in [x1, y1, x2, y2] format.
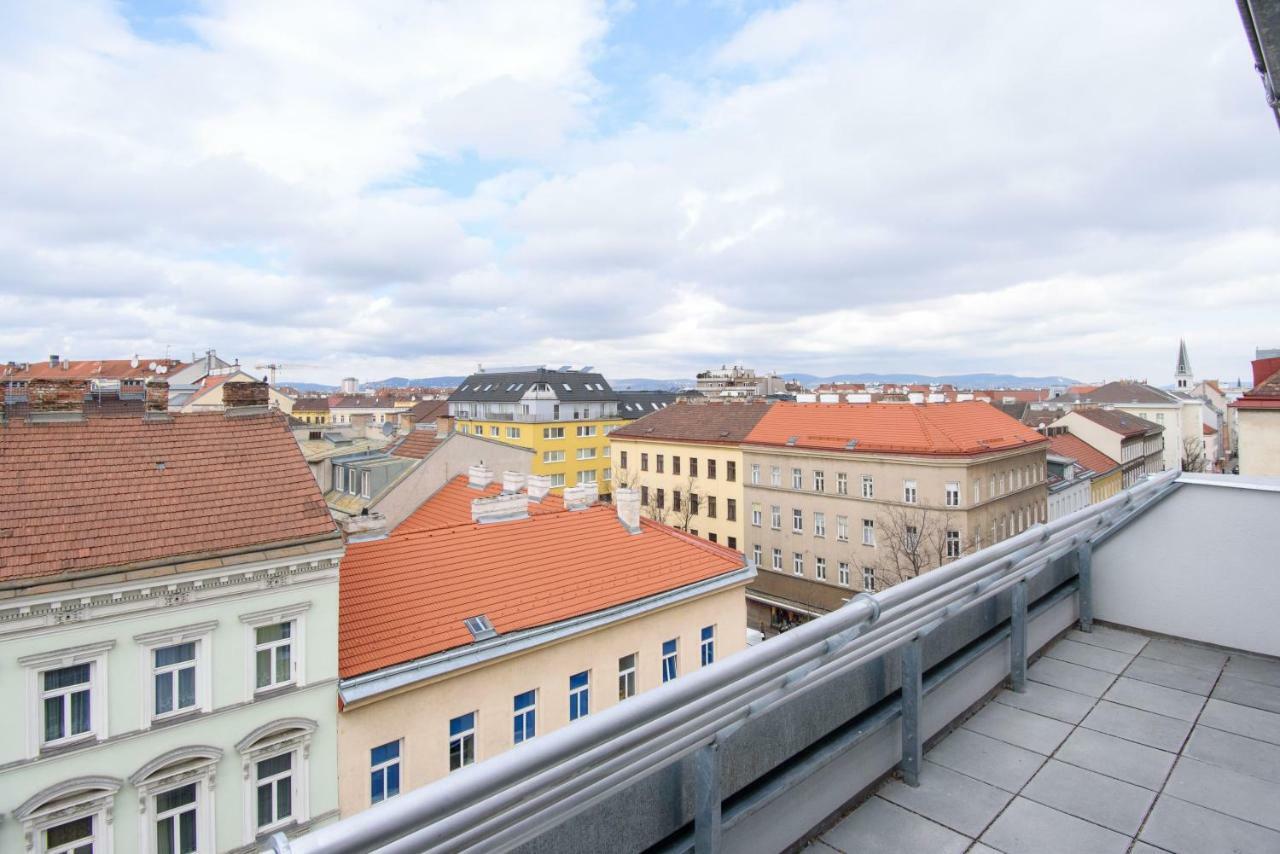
[370, 740, 401, 804]
[569, 671, 590, 721]
[813, 470, 825, 492]
[543, 427, 565, 439]
[752, 544, 762, 565]
[513, 690, 537, 743]
[770, 466, 781, 486]
[490, 426, 499, 437]
[837, 515, 849, 542]
[792, 508, 803, 532]
[814, 512, 826, 537]
[770, 505, 781, 529]
[446, 713, 477, 772]
[152, 642, 197, 719]
[727, 536, 737, 550]
[45, 816, 98, 854]
[751, 463, 761, 484]
[792, 468, 803, 489]
[361, 470, 371, 498]
[543, 450, 565, 463]
[707, 496, 717, 518]
[576, 447, 597, 460]
[133, 747, 219, 854]
[550, 473, 566, 487]
[673, 489, 682, 511]
[620, 450, 628, 469]
[700, 626, 716, 666]
[672, 455, 681, 475]
[576, 425, 597, 437]
[726, 461, 736, 482]
[506, 427, 521, 439]
[863, 567, 876, 591]
[656, 488, 665, 510]
[903, 480, 917, 504]
[707, 459, 717, 479]
[640, 485, 649, 506]
[793, 552, 804, 575]
[254, 623, 294, 692]
[816, 557, 827, 581]
[861, 475, 874, 498]
[334, 465, 347, 493]
[726, 498, 737, 522]
[945, 482, 960, 507]
[772, 548, 783, 571]
[576, 469, 597, 485]
[946, 530, 961, 559]
[690, 457, 699, 477]
[862, 519, 876, 546]
[837, 472, 848, 495]
[618, 654, 637, 700]
[906, 525, 920, 551]
[751, 503, 762, 527]
[40, 663, 93, 747]
[255, 752, 294, 831]
[991, 473, 997, 496]
[662, 639, 679, 682]
[603, 467, 612, 482]
[839, 561, 851, 586]
[690, 493, 700, 515]
[973, 479, 981, 503]
[640, 452, 649, 472]
[656, 454, 664, 473]
[708, 532, 718, 543]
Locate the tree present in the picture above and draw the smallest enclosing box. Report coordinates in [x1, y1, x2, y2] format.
[1181, 436, 1206, 473]
[876, 504, 964, 588]
[667, 474, 698, 532]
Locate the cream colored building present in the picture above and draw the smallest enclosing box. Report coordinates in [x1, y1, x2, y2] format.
[334, 474, 752, 813]
[1049, 409, 1163, 487]
[1232, 353, 1280, 476]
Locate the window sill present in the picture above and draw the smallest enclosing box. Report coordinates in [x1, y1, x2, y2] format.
[39, 733, 99, 757]
[253, 682, 300, 700]
[148, 708, 205, 730]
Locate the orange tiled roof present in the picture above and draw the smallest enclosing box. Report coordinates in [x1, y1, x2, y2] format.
[0, 411, 338, 584]
[340, 503, 745, 677]
[395, 475, 563, 533]
[743, 402, 1046, 456]
[389, 431, 444, 460]
[1232, 363, 1280, 410]
[1047, 433, 1119, 477]
[2, 358, 185, 382]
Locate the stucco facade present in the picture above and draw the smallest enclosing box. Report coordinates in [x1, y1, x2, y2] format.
[453, 414, 621, 496]
[1236, 409, 1280, 475]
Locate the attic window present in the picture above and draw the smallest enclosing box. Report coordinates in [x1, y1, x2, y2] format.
[844, 439, 859, 449]
[155, 461, 166, 471]
[562, 384, 572, 391]
[463, 615, 497, 641]
[785, 436, 799, 446]
[459, 384, 468, 391]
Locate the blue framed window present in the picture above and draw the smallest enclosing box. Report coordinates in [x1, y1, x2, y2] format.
[662, 639, 678, 683]
[700, 626, 715, 666]
[569, 671, 590, 721]
[513, 690, 537, 743]
[369, 740, 401, 804]
[449, 712, 476, 771]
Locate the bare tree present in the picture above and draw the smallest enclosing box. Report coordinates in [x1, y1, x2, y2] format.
[642, 484, 670, 526]
[1181, 436, 1206, 473]
[668, 474, 697, 532]
[877, 504, 962, 588]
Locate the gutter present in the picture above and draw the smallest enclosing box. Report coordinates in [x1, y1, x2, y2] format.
[339, 563, 757, 705]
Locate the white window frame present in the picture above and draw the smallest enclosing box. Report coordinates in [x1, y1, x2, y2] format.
[700, 626, 716, 666]
[449, 711, 477, 771]
[752, 544, 762, 566]
[861, 475, 874, 499]
[815, 557, 827, 581]
[838, 561, 851, 587]
[513, 689, 538, 743]
[837, 472, 848, 495]
[814, 512, 826, 537]
[569, 671, 591, 721]
[945, 482, 960, 507]
[751, 504, 762, 527]
[770, 466, 781, 486]
[235, 718, 315, 845]
[240, 604, 310, 699]
[543, 427, 565, 440]
[360, 470, 371, 499]
[129, 746, 221, 854]
[770, 505, 781, 529]
[543, 450, 565, 463]
[792, 468, 803, 489]
[14, 777, 122, 854]
[550, 473, 566, 488]
[772, 548, 783, 571]
[793, 552, 804, 576]
[863, 567, 876, 591]
[135, 621, 217, 728]
[946, 530, 962, 559]
[618, 654, 638, 701]
[576, 447, 597, 460]
[750, 463, 760, 484]
[792, 508, 803, 533]
[20, 641, 115, 758]
[862, 519, 876, 547]
[837, 515, 849, 542]
[661, 639, 679, 682]
[369, 739, 402, 804]
[903, 480, 918, 504]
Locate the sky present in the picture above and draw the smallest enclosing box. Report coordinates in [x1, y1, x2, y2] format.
[1, 0, 1278, 386]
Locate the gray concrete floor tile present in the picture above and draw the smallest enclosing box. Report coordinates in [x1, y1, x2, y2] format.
[1183, 725, 1280, 784]
[1223, 653, 1280, 689]
[1045, 638, 1135, 674]
[1139, 794, 1280, 854]
[993, 682, 1096, 725]
[1123, 656, 1218, 696]
[802, 841, 841, 853]
[820, 796, 971, 854]
[962, 701, 1074, 755]
[1164, 756, 1280, 831]
[878, 760, 1013, 838]
[978, 797, 1130, 854]
[1139, 638, 1229, 673]
[1080, 700, 1192, 752]
[1020, 758, 1155, 836]
[1129, 843, 1172, 854]
[926, 729, 1046, 792]
[966, 845, 1003, 854]
[1066, 625, 1149, 655]
[1198, 698, 1280, 746]
[1213, 673, 1280, 714]
[1028, 655, 1117, 697]
[1054, 727, 1176, 791]
[1102, 676, 1206, 723]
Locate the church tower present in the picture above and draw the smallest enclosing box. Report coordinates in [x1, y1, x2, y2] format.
[1175, 338, 1193, 390]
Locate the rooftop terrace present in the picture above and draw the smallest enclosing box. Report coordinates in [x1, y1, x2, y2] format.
[273, 470, 1279, 854]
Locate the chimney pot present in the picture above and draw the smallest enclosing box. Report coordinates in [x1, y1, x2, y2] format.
[614, 487, 642, 533]
[563, 483, 599, 511]
[501, 470, 527, 494]
[471, 492, 529, 524]
[526, 474, 552, 501]
[468, 463, 494, 489]
[49, 354, 60, 368]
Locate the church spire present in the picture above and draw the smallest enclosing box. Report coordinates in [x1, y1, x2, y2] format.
[1175, 338, 1193, 389]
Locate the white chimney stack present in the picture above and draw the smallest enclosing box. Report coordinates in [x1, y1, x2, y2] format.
[614, 488, 642, 533]
[502, 470, 527, 494]
[468, 463, 494, 489]
[471, 492, 529, 524]
[563, 483, 599, 511]
[526, 474, 553, 502]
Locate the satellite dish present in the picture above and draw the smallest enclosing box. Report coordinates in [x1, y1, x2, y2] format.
[148, 362, 158, 371]
[130, 355, 139, 368]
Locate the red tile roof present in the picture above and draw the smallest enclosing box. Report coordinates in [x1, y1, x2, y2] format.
[1068, 408, 1162, 437]
[293, 397, 331, 412]
[610, 400, 773, 444]
[1203, 423, 1218, 435]
[395, 475, 563, 534]
[389, 431, 445, 460]
[0, 411, 338, 585]
[341, 494, 745, 677]
[1, 358, 185, 382]
[405, 399, 448, 423]
[1047, 433, 1119, 476]
[743, 402, 1046, 456]
[1232, 363, 1280, 411]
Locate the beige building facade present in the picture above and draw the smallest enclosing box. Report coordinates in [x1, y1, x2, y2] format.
[614, 439, 748, 549]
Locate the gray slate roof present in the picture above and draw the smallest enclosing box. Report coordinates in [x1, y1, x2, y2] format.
[449, 369, 615, 403]
[616, 390, 680, 418]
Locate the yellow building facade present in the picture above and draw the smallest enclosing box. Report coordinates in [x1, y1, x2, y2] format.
[1090, 468, 1123, 503]
[454, 414, 623, 494]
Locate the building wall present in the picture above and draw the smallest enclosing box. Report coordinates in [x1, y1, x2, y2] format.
[453, 417, 623, 495]
[0, 548, 343, 854]
[610, 437, 746, 550]
[1047, 478, 1091, 520]
[335, 585, 748, 814]
[1090, 469, 1123, 503]
[1236, 409, 1280, 476]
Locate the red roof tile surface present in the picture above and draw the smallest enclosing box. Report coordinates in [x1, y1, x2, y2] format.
[340, 503, 745, 677]
[405, 399, 448, 423]
[0, 411, 338, 584]
[610, 401, 773, 444]
[1069, 408, 1162, 437]
[743, 402, 1046, 456]
[389, 431, 444, 460]
[2, 358, 185, 382]
[1233, 362, 1280, 410]
[395, 476, 564, 533]
[1047, 433, 1119, 476]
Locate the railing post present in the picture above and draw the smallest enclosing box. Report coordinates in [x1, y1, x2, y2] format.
[694, 741, 721, 853]
[1010, 579, 1028, 693]
[900, 636, 923, 787]
[1076, 542, 1094, 632]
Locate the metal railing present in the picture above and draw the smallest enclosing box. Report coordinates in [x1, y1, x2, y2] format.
[273, 470, 1180, 854]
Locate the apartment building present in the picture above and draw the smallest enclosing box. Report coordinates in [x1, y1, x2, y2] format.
[293, 396, 331, 425]
[334, 471, 753, 812]
[0, 379, 345, 854]
[1231, 351, 1280, 476]
[1046, 431, 1122, 503]
[609, 401, 772, 551]
[740, 403, 1047, 633]
[1039, 381, 1195, 472]
[1049, 408, 1163, 488]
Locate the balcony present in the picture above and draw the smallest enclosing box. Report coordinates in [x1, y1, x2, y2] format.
[272, 471, 1279, 854]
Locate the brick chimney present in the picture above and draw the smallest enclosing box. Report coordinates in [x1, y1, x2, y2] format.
[501, 471, 527, 494]
[526, 474, 552, 501]
[27, 379, 88, 420]
[614, 487, 642, 533]
[468, 463, 494, 489]
[563, 482, 599, 511]
[224, 381, 269, 411]
[144, 380, 170, 420]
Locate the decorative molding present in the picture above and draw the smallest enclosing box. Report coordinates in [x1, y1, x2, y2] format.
[132, 619, 219, 645]
[17, 639, 115, 669]
[238, 602, 312, 626]
[13, 775, 123, 822]
[235, 717, 318, 756]
[129, 745, 223, 788]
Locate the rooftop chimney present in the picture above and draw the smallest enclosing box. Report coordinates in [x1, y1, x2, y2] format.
[502, 470, 527, 494]
[223, 381, 269, 416]
[471, 492, 530, 524]
[48, 354, 60, 369]
[145, 380, 170, 420]
[563, 482, 599, 511]
[27, 379, 88, 422]
[526, 474, 552, 501]
[468, 463, 494, 489]
[614, 487, 642, 533]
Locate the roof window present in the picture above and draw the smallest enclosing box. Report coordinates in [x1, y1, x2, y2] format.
[563, 384, 573, 391]
[463, 615, 497, 641]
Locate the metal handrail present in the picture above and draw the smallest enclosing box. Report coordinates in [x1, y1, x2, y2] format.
[274, 470, 1180, 854]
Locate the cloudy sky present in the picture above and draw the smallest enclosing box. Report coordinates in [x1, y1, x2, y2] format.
[2, 0, 1277, 386]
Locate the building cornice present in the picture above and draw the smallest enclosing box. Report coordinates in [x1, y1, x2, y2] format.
[738, 442, 1046, 465]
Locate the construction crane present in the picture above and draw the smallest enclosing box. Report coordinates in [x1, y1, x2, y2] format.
[254, 363, 322, 386]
